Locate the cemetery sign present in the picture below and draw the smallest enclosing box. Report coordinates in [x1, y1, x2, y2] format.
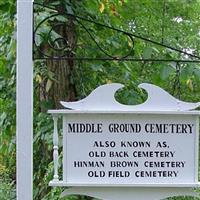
[61, 112, 198, 186]
[48, 83, 200, 199]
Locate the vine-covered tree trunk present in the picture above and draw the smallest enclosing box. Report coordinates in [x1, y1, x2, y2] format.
[39, 16, 77, 109]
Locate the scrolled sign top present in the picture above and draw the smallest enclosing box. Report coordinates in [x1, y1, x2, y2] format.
[60, 83, 200, 111]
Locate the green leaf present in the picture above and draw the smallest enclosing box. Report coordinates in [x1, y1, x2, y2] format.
[0, 112, 7, 126]
[46, 79, 52, 93]
[193, 67, 200, 79]
[160, 65, 175, 80]
[143, 47, 153, 59]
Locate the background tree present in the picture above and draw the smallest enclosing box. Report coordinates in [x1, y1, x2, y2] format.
[33, 1, 200, 199]
[0, 1, 16, 199]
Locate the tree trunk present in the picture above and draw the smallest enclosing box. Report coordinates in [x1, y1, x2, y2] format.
[39, 16, 77, 110]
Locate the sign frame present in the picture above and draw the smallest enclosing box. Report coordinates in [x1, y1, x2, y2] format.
[49, 110, 200, 188]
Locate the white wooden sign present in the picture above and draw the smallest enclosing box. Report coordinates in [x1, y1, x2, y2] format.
[63, 113, 198, 186]
[48, 83, 200, 200]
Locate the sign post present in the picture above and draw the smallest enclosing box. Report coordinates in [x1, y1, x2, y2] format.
[17, 0, 33, 199]
[48, 83, 200, 200]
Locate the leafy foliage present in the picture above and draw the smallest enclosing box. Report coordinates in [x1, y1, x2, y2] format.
[0, 169, 16, 200]
[0, 0, 16, 197]
[33, 1, 200, 199]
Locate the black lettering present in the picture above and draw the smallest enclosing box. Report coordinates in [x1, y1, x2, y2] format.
[88, 171, 105, 177]
[88, 151, 106, 157]
[156, 141, 167, 148]
[93, 141, 116, 148]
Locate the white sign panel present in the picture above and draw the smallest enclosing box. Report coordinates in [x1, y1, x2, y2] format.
[63, 113, 198, 186]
